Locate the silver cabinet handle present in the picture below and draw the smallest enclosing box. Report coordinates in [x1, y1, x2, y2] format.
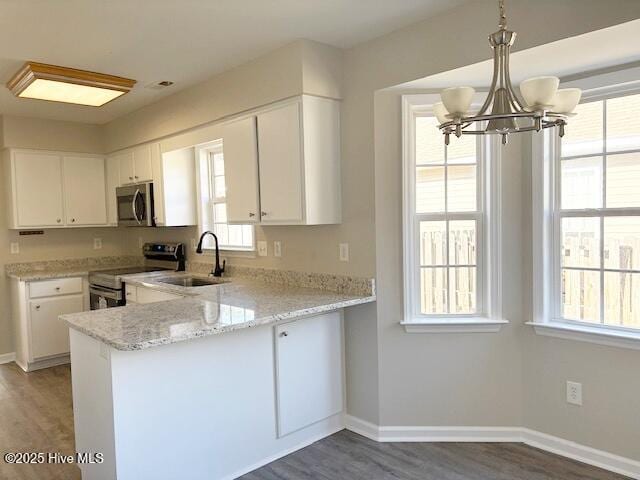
[248, 212, 255, 217]
[279, 331, 288, 337]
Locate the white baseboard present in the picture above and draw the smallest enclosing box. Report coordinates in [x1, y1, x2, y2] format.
[0, 352, 16, 365]
[344, 415, 640, 479]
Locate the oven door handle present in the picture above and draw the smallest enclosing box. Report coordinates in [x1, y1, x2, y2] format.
[90, 286, 122, 300]
[132, 189, 142, 225]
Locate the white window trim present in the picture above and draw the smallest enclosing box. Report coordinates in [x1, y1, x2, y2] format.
[528, 66, 640, 349]
[400, 94, 505, 333]
[194, 141, 256, 256]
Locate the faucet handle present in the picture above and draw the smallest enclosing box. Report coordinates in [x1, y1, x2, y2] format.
[221, 259, 226, 273]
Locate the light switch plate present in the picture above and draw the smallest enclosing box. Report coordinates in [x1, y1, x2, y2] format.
[93, 238, 103, 250]
[258, 241, 268, 257]
[274, 241, 282, 257]
[10, 242, 19, 254]
[339, 243, 349, 262]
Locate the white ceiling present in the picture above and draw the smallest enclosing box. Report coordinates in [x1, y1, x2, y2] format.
[395, 19, 640, 90]
[0, 0, 464, 124]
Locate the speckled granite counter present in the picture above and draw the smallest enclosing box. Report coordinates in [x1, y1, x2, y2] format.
[61, 271, 376, 351]
[5, 256, 143, 281]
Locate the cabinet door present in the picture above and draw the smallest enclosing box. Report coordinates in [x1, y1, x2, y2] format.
[13, 151, 65, 227]
[222, 117, 260, 223]
[274, 312, 343, 437]
[257, 103, 304, 223]
[63, 156, 107, 226]
[136, 286, 183, 304]
[30, 295, 84, 359]
[105, 155, 120, 225]
[133, 144, 153, 182]
[118, 151, 135, 185]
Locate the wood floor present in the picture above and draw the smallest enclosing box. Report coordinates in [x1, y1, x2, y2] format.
[0, 363, 630, 480]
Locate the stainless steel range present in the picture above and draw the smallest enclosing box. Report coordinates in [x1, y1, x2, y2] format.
[88, 242, 185, 310]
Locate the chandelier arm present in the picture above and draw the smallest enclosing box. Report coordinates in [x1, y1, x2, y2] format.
[476, 46, 500, 116]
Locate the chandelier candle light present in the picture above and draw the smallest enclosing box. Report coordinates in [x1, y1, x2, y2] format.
[436, 0, 582, 145]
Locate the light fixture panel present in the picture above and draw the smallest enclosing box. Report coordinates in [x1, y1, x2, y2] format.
[7, 62, 136, 107]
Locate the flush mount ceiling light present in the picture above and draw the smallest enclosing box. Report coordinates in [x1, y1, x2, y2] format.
[436, 0, 581, 145]
[7, 62, 136, 107]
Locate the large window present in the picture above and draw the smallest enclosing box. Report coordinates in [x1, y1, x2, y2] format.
[403, 96, 502, 330]
[555, 93, 640, 330]
[197, 141, 254, 252]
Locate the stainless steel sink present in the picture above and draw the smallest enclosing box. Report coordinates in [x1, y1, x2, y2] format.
[155, 276, 229, 287]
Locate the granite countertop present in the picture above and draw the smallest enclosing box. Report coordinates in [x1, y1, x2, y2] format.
[5, 255, 143, 281]
[61, 271, 376, 351]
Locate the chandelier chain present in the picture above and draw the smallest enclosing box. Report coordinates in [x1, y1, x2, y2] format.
[498, 0, 507, 30]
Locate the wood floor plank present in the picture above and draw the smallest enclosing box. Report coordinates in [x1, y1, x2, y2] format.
[0, 362, 631, 480]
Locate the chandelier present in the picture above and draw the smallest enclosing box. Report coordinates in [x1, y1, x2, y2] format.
[435, 0, 581, 145]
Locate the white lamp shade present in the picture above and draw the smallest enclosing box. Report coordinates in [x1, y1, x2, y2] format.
[433, 102, 449, 124]
[519, 76, 559, 108]
[552, 88, 582, 114]
[440, 86, 475, 116]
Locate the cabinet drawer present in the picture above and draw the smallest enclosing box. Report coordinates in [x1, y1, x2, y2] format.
[29, 277, 83, 299]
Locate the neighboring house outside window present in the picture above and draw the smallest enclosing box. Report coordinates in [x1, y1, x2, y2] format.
[197, 141, 255, 252]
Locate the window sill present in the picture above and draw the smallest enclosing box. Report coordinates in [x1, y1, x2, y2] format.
[401, 318, 508, 333]
[526, 321, 640, 351]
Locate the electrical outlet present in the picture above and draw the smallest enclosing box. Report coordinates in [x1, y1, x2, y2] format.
[566, 381, 583, 406]
[274, 241, 282, 257]
[93, 238, 103, 250]
[10, 242, 19, 254]
[257, 240, 268, 257]
[339, 243, 349, 262]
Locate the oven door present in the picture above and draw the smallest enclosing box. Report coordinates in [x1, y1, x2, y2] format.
[90, 285, 124, 310]
[116, 183, 155, 227]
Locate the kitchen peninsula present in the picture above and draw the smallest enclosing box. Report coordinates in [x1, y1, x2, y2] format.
[62, 269, 375, 480]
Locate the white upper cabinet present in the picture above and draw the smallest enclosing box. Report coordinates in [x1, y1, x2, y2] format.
[152, 144, 197, 227]
[4, 149, 108, 229]
[7, 151, 65, 227]
[223, 95, 341, 226]
[221, 116, 260, 223]
[117, 145, 153, 185]
[132, 144, 153, 183]
[257, 102, 304, 223]
[63, 155, 107, 226]
[105, 155, 120, 226]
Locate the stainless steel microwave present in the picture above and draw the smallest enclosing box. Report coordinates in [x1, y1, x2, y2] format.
[116, 182, 155, 227]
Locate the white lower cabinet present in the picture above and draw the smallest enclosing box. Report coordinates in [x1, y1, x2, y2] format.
[10, 276, 88, 371]
[274, 311, 343, 437]
[125, 284, 183, 305]
[30, 295, 83, 359]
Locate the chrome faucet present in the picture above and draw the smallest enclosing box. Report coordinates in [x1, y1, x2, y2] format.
[195, 231, 226, 277]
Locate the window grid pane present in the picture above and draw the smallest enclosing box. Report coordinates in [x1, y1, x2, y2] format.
[415, 117, 480, 316]
[559, 94, 640, 329]
[205, 149, 254, 250]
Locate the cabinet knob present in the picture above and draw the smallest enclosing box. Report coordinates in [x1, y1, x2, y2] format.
[55, 287, 61, 291]
[261, 211, 268, 217]
[35, 305, 40, 310]
[134, 176, 139, 179]
[279, 331, 289, 338]
[129, 176, 133, 180]
[71, 218, 76, 223]
[248, 212, 255, 217]
[56, 219, 61, 223]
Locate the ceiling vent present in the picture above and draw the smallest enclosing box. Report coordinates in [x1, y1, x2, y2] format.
[146, 81, 174, 90]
